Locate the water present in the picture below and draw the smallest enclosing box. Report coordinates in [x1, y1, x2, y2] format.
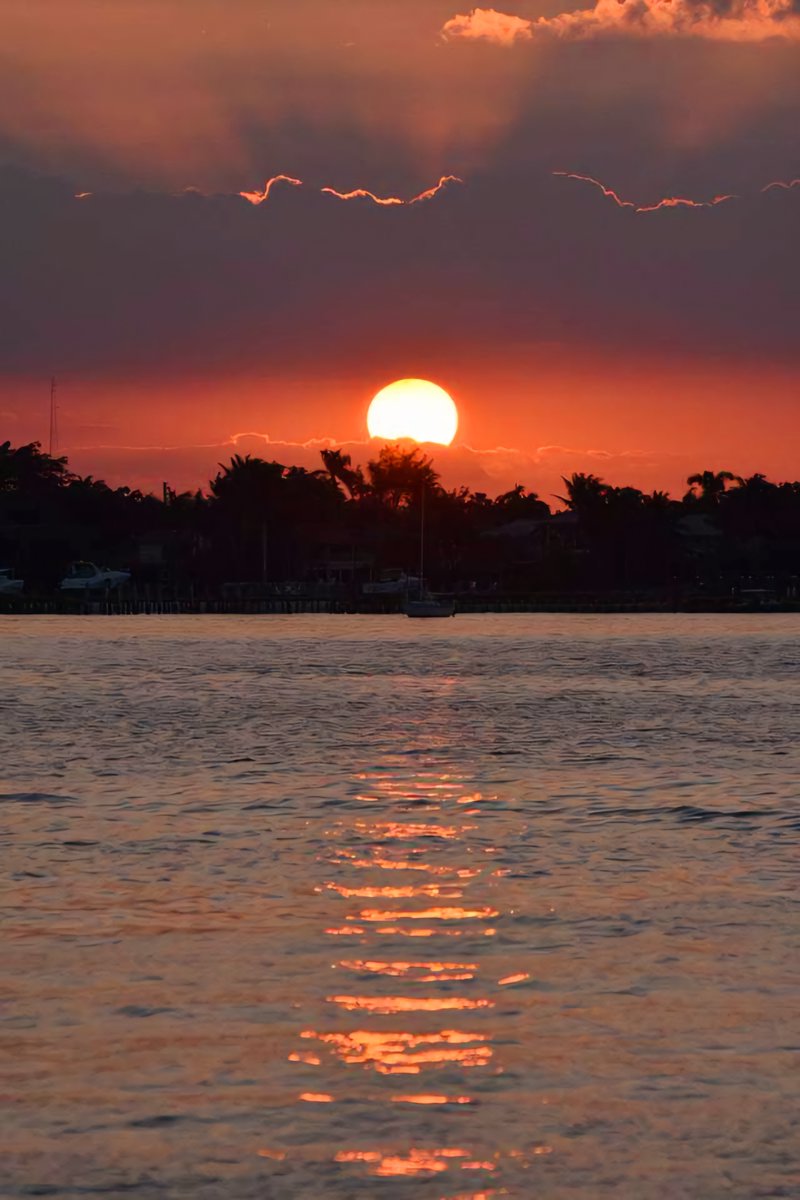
[2, 614, 798, 1199]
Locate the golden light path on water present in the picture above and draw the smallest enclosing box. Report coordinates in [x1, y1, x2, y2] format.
[259, 766, 549, 1193]
[5, 616, 799, 1198]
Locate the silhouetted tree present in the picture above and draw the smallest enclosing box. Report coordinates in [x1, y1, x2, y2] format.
[685, 469, 736, 506]
[210, 455, 287, 580]
[0, 440, 69, 492]
[2, 439, 799, 602]
[366, 444, 439, 509]
[493, 485, 549, 521]
[320, 448, 366, 500]
[558, 472, 609, 515]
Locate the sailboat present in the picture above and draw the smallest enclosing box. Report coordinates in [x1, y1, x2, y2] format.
[406, 486, 456, 618]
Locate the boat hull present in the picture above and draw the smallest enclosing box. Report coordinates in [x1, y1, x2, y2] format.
[406, 599, 455, 618]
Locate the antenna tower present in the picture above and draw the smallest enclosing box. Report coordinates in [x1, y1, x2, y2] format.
[49, 377, 59, 457]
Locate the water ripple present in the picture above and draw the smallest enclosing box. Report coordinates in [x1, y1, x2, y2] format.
[1, 614, 798, 1198]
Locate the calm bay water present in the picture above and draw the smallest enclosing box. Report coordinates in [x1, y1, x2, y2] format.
[1, 613, 799, 1199]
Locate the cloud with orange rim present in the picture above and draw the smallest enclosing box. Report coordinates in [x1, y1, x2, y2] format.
[442, 7, 534, 44]
[442, 0, 800, 43]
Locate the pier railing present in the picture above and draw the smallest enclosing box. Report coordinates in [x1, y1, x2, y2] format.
[2, 589, 798, 615]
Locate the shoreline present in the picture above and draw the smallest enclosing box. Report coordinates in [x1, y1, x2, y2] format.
[2, 597, 798, 616]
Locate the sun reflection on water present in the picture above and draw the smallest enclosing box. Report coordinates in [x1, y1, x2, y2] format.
[299, 1028, 494, 1075]
[327, 994, 493, 1013]
[352, 905, 499, 922]
[338, 960, 478, 981]
[280, 766, 530, 1190]
[323, 883, 465, 898]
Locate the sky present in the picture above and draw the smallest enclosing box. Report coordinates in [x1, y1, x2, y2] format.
[1, 0, 798, 500]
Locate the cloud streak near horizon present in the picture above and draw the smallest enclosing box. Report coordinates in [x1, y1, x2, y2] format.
[59, 430, 694, 507]
[239, 175, 303, 206]
[318, 176, 463, 206]
[73, 170, 799, 217]
[75, 175, 465, 209]
[1, 160, 796, 428]
[552, 171, 738, 211]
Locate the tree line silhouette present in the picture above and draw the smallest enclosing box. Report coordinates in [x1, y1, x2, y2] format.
[2, 439, 799, 602]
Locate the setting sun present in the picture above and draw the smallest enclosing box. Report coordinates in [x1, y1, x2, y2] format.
[367, 379, 458, 446]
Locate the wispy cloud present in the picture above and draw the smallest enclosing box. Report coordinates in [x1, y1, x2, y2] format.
[553, 171, 738, 211]
[77, 175, 463, 209]
[60, 433, 709, 509]
[320, 176, 462, 206]
[239, 175, 302, 206]
[762, 178, 800, 192]
[76, 169, 796, 219]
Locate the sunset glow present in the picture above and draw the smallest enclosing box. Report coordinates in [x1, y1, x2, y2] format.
[367, 380, 459, 445]
[6, 5, 797, 1199]
[3, 0, 798, 500]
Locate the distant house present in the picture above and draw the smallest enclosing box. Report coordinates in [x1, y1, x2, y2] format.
[136, 532, 169, 567]
[303, 526, 374, 587]
[484, 511, 581, 563]
[133, 527, 209, 583]
[676, 513, 722, 560]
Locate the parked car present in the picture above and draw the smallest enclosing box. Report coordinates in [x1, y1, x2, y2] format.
[0, 568, 24, 594]
[60, 562, 131, 591]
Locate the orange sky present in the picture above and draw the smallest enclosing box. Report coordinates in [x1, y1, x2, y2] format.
[1, 0, 798, 496]
[5, 350, 798, 502]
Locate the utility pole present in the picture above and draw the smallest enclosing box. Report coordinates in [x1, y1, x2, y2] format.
[49, 377, 59, 457]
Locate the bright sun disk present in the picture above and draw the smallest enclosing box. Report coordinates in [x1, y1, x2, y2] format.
[367, 379, 458, 446]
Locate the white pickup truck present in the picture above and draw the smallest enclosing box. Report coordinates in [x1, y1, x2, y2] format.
[60, 562, 131, 591]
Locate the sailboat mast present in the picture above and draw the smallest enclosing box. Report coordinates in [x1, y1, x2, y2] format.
[419, 485, 425, 594]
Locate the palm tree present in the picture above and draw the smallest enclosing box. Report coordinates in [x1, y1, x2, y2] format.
[366, 444, 439, 509]
[320, 448, 366, 500]
[684, 470, 736, 505]
[644, 490, 673, 510]
[493, 484, 550, 521]
[732, 473, 774, 496]
[210, 454, 285, 503]
[210, 455, 286, 581]
[0, 440, 69, 492]
[557, 472, 608, 514]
